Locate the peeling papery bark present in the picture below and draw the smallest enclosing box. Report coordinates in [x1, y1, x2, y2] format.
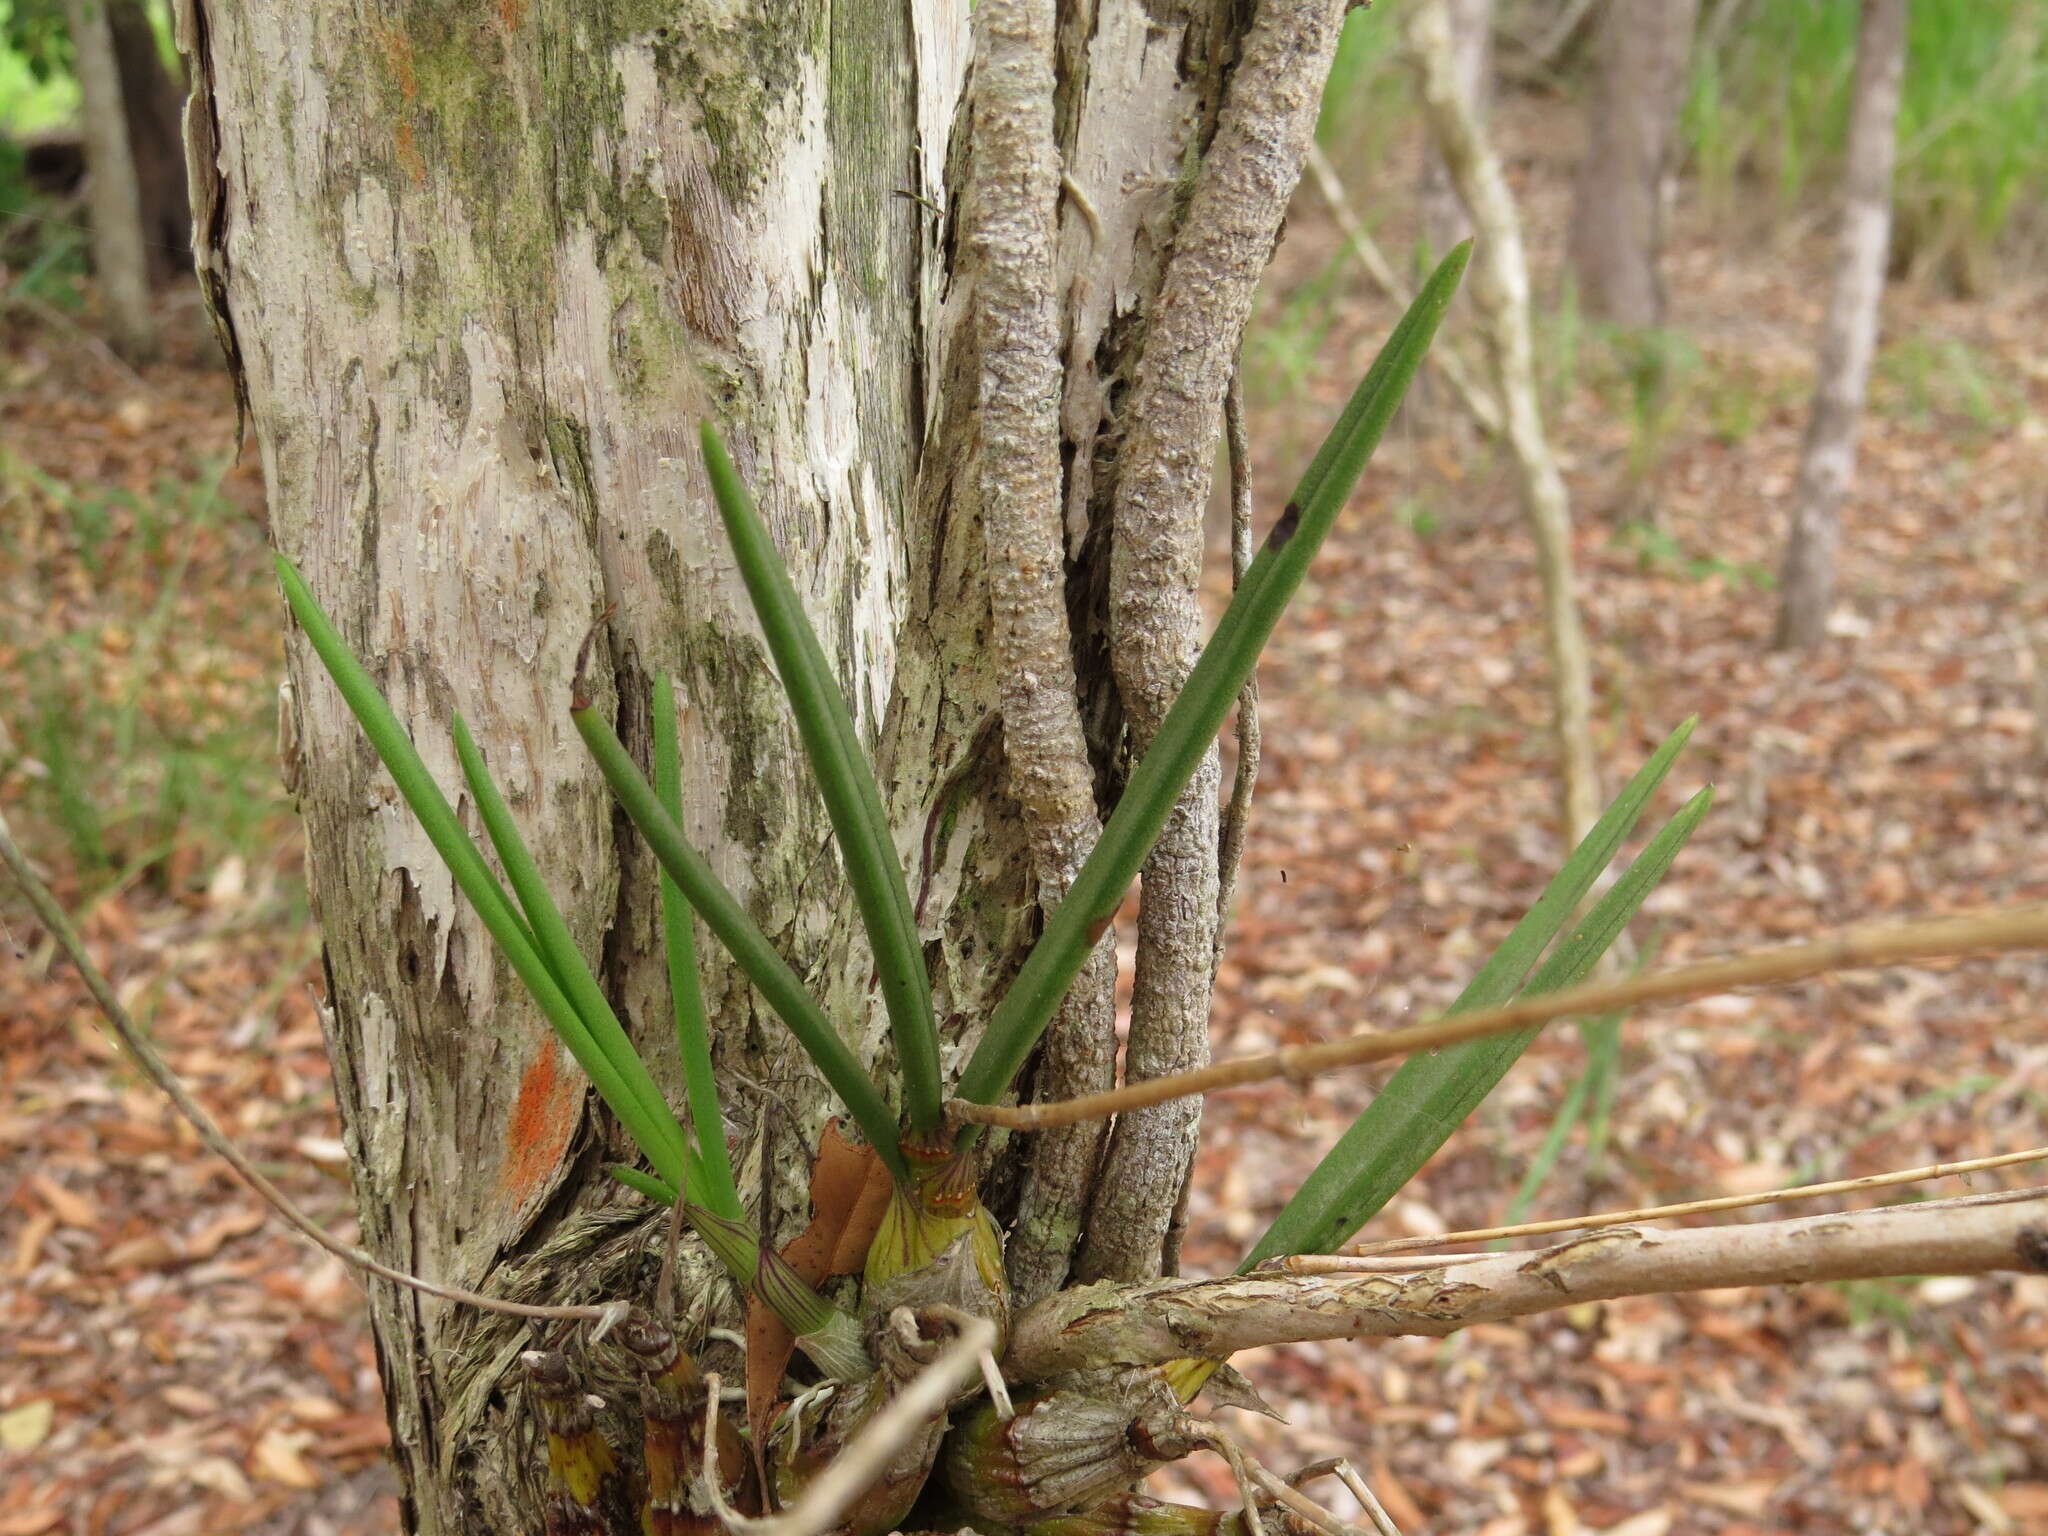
[1005, 1189, 2048, 1379]
[1083, 0, 1349, 1287]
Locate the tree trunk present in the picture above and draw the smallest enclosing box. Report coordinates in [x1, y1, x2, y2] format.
[64, 0, 156, 360]
[178, 0, 1341, 1527]
[1416, 0, 1493, 259]
[1568, 0, 1700, 329]
[106, 0, 191, 279]
[1773, 0, 1907, 651]
[1400, 0, 1603, 848]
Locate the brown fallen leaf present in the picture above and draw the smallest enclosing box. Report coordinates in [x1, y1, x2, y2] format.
[184, 1206, 264, 1260]
[29, 1171, 97, 1227]
[1542, 1486, 1582, 1536]
[2000, 1483, 2048, 1521]
[1369, 1457, 1429, 1532]
[1596, 1514, 1674, 1536]
[249, 1426, 322, 1490]
[1679, 1479, 1778, 1519]
[159, 1386, 220, 1417]
[0, 1399, 55, 1453]
[101, 1233, 182, 1271]
[10, 1210, 55, 1276]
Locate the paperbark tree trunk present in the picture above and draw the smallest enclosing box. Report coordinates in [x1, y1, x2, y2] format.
[178, 0, 1336, 1527]
[1568, 0, 1700, 329]
[1773, 0, 1907, 651]
[64, 0, 156, 360]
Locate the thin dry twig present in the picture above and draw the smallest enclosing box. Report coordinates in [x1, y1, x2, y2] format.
[1399, 0, 1601, 844]
[1302, 143, 1502, 436]
[701, 1313, 997, 1536]
[1319, 1460, 1405, 1536]
[1197, 1425, 1360, 1536]
[0, 809, 622, 1328]
[1205, 1428, 1272, 1536]
[1324, 1143, 2048, 1260]
[952, 905, 2048, 1132]
[929, 1301, 1014, 1419]
[1004, 1189, 2048, 1377]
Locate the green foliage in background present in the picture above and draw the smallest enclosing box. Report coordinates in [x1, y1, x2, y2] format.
[1686, 0, 2048, 289]
[0, 0, 78, 134]
[0, 455, 289, 891]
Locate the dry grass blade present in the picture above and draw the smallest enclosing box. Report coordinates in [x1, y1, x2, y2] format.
[953, 905, 2048, 1132]
[1325, 1143, 2048, 1259]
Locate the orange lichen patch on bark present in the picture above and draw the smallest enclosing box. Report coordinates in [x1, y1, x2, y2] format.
[393, 118, 426, 188]
[377, 27, 418, 100]
[497, 0, 524, 31]
[501, 1037, 582, 1208]
[374, 27, 426, 186]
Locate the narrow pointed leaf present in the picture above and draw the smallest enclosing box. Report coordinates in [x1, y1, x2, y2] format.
[699, 425, 942, 1137]
[653, 674, 742, 1222]
[955, 242, 1474, 1109]
[610, 1165, 677, 1204]
[453, 714, 688, 1177]
[572, 699, 908, 1181]
[275, 556, 688, 1195]
[1241, 774, 1713, 1268]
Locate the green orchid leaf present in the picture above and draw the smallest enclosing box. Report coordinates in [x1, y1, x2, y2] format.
[954, 242, 1474, 1111]
[653, 673, 743, 1224]
[452, 714, 691, 1178]
[699, 425, 942, 1138]
[276, 556, 688, 1193]
[1241, 741, 1708, 1268]
[572, 697, 907, 1182]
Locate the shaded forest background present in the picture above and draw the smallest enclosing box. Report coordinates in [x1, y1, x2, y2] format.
[3, 1, 2047, 1532]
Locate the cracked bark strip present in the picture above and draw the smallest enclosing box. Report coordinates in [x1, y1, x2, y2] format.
[1083, 0, 1350, 1285]
[1006, 1188, 2048, 1379]
[968, 0, 1119, 1307]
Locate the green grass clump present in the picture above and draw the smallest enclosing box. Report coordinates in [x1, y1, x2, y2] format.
[0, 454, 290, 891]
[1685, 0, 2048, 291]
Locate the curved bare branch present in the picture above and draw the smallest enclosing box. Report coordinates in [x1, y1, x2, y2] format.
[1005, 1189, 2048, 1378]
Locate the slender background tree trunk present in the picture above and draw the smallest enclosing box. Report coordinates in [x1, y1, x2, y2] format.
[1568, 0, 1701, 329]
[178, 0, 1316, 1525]
[64, 0, 155, 360]
[106, 0, 190, 277]
[1401, 0, 1603, 847]
[1774, 0, 1907, 651]
[1416, 0, 1493, 259]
